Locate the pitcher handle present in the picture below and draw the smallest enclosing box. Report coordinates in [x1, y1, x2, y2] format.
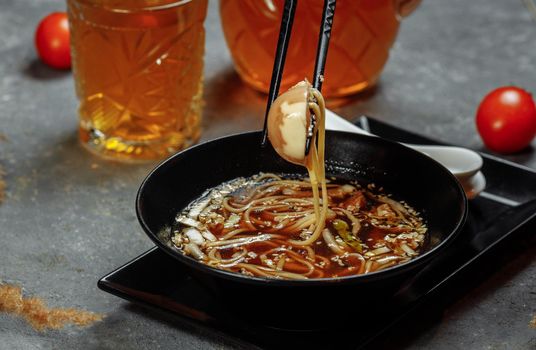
[394, 0, 421, 18]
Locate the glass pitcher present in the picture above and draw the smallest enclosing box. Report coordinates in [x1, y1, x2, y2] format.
[220, 0, 421, 98]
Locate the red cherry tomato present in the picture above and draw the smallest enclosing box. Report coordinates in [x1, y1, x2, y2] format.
[476, 86, 536, 153]
[35, 12, 71, 69]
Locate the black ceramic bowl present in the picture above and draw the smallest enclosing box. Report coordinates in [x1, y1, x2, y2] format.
[136, 131, 467, 329]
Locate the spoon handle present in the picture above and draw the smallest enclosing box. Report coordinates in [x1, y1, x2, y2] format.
[324, 110, 484, 177]
[260, 0, 298, 148]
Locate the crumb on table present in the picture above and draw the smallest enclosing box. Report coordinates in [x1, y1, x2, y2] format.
[0, 165, 5, 203]
[0, 284, 103, 331]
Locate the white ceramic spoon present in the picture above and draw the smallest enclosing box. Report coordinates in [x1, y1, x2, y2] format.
[325, 110, 486, 199]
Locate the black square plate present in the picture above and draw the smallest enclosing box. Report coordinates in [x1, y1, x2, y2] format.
[98, 116, 536, 349]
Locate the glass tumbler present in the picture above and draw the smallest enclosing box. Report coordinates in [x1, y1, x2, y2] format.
[67, 0, 208, 162]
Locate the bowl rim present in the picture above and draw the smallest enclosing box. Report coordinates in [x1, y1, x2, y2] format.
[136, 130, 468, 287]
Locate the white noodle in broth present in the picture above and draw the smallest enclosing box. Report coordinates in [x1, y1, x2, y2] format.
[171, 173, 427, 279]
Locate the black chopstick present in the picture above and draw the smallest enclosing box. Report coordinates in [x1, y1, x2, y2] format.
[304, 0, 336, 156]
[260, 0, 298, 147]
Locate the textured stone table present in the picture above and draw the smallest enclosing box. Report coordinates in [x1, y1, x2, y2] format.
[1, 0, 535, 349]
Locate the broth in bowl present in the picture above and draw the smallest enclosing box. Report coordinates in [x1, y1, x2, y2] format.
[171, 173, 427, 280]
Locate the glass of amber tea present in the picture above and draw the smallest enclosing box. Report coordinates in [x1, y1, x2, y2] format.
[67, 0, 208, 162]
[220, 0, 420, 99]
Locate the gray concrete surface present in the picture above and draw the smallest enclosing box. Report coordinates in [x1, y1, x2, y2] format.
[0, 0, 535, 349]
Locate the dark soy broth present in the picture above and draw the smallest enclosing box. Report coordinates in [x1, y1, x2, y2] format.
[171, 173, 427, 280]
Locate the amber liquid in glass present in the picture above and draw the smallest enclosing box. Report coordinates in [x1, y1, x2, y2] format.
[220, 0, 401, 98]
[68, 0, 207, 162]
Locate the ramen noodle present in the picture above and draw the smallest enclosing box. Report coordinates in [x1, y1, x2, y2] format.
[171, 173, 427, 279]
